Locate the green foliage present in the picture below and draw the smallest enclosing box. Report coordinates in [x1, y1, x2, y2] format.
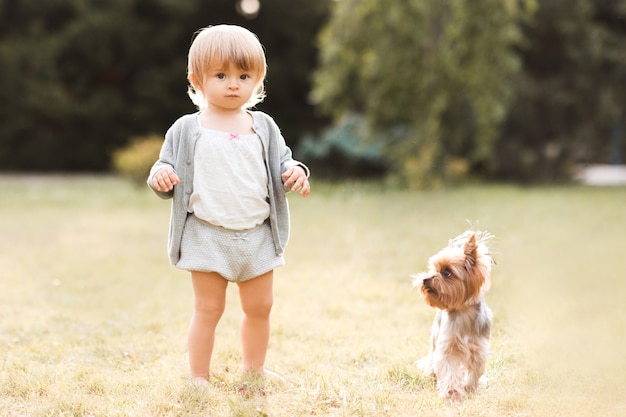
[313, 0, 531, 187]
[0, 0, 329, 171]
[493, 0, 626, 182]
[111, 134, 162, 185]
[297, 114, 391, 179]
[0, 0, 192, 171]
[314, 0, 626, 185]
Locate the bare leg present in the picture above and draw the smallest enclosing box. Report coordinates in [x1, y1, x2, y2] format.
[237, 270, 274, 373]
[188, 271, 228, 383]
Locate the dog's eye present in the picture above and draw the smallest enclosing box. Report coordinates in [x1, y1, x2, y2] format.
[442, 269, 452, 278]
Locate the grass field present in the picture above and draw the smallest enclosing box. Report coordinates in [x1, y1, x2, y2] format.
[1, 175, 625, 416]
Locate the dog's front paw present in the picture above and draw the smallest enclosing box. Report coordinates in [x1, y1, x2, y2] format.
[444, 388, 465, 402]
[416, 355, 434, 376]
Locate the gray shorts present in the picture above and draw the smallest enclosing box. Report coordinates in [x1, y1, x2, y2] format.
[176, 214, 284, 282]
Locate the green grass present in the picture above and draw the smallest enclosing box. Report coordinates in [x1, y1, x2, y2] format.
[1, 175, 625, 416]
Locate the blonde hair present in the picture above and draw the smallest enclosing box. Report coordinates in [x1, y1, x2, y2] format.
[187, 25, 267, 110]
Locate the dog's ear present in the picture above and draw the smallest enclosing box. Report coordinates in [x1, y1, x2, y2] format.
[464, 234, 486, 300]
[463, 234, 477, 271]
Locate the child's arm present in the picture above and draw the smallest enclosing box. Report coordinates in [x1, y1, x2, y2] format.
[258, 111, 311, 197]
[147, 126, 179, 199]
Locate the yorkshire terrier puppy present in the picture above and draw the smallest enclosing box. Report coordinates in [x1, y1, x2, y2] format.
[412, 230, 494, 401]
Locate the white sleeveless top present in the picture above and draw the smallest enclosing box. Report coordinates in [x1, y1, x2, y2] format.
[189, 120, 270, 230]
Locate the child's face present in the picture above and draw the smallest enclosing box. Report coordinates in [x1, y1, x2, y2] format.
[198, 63, 260, 111]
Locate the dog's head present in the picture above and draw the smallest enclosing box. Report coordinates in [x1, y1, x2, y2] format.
[412, 231, 494, 311]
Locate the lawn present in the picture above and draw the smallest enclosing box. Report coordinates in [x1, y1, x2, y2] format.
[1, 175, 624, 416]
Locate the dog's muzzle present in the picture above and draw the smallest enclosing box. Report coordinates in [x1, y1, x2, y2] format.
[422, 278, 437, 295]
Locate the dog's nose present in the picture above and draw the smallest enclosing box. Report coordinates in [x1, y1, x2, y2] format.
[423, 278, 432, 286]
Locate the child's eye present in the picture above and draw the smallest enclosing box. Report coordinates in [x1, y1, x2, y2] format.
[216, 73, 226, 79]
[240, 74, 250, 80]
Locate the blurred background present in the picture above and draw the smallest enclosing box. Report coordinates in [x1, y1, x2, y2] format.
[0, 0, 624, 187]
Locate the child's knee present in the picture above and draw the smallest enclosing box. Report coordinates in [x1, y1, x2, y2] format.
[242, 297, 273, 318]
[194, 299, 226, 320]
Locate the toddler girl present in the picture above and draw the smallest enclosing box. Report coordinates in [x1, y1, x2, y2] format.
[147, 24, 310, 386]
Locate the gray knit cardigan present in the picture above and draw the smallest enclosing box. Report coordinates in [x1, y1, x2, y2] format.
[147, 111, 309, 265]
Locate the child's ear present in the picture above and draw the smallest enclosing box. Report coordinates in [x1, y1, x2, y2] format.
[187, 72, 199, 88]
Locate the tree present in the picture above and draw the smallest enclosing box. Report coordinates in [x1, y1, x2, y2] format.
[312, 0, 532, 187]
[493, 0, 626, 181]
[0, 0, 330, 171]
[0, 0, 195, 170]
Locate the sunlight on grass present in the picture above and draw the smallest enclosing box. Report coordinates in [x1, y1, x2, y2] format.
[1, 176, 625, 416]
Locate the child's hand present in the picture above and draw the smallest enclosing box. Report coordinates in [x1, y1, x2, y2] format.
[152, 167, 180, 192]
[282, 166, 310, 197]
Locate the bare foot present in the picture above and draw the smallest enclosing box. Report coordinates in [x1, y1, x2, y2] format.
[188, 376, 210, 389]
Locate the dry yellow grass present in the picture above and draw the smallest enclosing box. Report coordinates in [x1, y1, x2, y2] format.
[1, 176, 624, 416]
